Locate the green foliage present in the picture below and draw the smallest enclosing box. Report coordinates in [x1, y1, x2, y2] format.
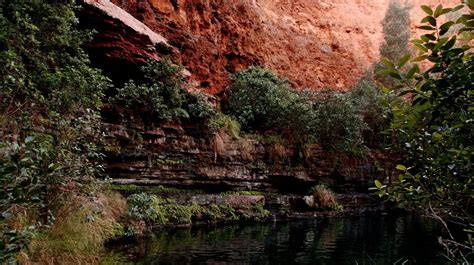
[380, 0, 411, 63]
[126, 193, 271, 228]
[377, 0, 411, 88]
[224, 67, 302, 134]
[201, 204, 239, 222]
[187, 91, 216, 120]
[0, 1, 110, 261]
[111, 59, 188, 121]
[112, 59, 215, 121]
[208, 112, 241, 138]
[374, 3, 473, 260]
[311, 90, 368, 152]
[238, 203, 271, 221]
[224, 67, 372, 151]
[126, 193, 167, 224]
[349, 75, 393, 147]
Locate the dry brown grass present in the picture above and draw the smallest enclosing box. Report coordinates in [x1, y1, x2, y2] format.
[20, 192, 126, 265]
[311, 184, 338, 210]
[211, 130, 226, 162]
[268, 144, 290, 163]
[238, 139, 255, 161]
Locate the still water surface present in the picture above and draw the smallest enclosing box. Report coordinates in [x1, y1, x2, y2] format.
[108, 215, 448, 264]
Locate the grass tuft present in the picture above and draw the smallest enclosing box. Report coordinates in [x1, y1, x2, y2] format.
[25, 192, 126, 264]
[311, 184, 343, 211]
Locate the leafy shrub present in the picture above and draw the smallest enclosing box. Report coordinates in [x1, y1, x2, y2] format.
[373, 3, 473, 260]
[224, 67, 300, 133]
[224, 67, 316, 146]
[187, 91, 216, 120]
[127, 193, 197, 225]
[224, 67, 378, 153]
[311, 90, 368, 152]
[201, 204, 239, 222]
[208, 112, 241, 138]
[111, 60, 188, 121]
[126, 193, 166, 224]
[0, 1, 110, 261]
[112, 59, 215, 121]
[348, 75, 393, 147]
[238, 203, 271, 221]
[380, 0, 411, 63]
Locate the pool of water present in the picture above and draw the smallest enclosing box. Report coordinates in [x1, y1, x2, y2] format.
[106, 215, 448, 264]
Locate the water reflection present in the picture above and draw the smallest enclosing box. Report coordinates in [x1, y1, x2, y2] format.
[106, 215, 445, 264]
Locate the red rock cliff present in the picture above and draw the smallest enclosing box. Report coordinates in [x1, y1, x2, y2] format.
[84, 0, 458, 94]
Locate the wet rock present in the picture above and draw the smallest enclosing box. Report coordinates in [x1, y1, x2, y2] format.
[303, 195, 316, 208]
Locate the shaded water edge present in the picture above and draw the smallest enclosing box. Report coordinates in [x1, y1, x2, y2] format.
[103, 215, 465, 265]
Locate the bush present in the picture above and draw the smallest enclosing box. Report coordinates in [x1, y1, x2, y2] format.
[0, 2, 109, 261]
[111, 59, 188, 121]
[311, 90, 368, 152]
[126, 193, 166, 224]
[127, 193, 199, 225]
[112, 59, 215, 121]
[377, 0, 411, 87]
[224, 67, 316, 146]
[373, 3, 473, 260]
[224, 67, 376, 153]
[208, 112, 241, 138]
[187, 91, 216, 120]
[224, 67, 300, 133]
[348, 75, 392, 147]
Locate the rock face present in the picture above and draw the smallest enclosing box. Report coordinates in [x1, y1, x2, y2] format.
[80, 0, 177, 84]
[83, 0, 457, 93]
[102, 106, 396, 194]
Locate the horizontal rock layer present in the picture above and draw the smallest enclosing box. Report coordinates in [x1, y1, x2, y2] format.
[103, 107, 396, 194]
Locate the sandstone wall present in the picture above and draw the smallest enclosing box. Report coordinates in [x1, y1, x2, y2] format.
[102, 106, 396, 194]
[84, 0, 458, 94]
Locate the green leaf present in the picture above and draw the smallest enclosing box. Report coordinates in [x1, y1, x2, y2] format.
[468, 0, 474, 10]
[442, 36, 457, 50]
[432, 132, 442, 141]
[434, 5, 443, 18]
[439, 8, 452, 17]
[465, 21, 474, 27]
[452, 4, 464, 12]
[398, 54, 411, 68]
[412, 55, 428, 62]
[411, 39, 424, 45]
[420, 35, 431, 42]
[421, 5, 433, 15]
[423, 34, 437, 41]
[440, 21, 455, 30]
[375, 180, 382, 189]
[380, 58, 395, 68]
[433, 37, 449, 51]
[396, 165, 407, 171]
[406, 65, 420, 79]
[459, 27, 474, 33]
[414, 44, 429, 53]
[421, 16, 437, 26]
[388, 71, 402, 80]
[418, 25, 436, 30]
[439, 27, 450, 36]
